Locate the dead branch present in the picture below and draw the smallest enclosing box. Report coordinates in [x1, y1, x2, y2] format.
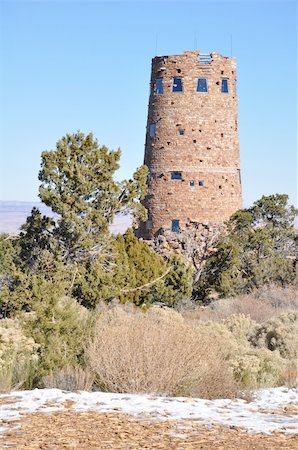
[120, 266, 172, 294]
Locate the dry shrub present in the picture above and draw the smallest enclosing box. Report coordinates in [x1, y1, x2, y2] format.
[42, 365, 94, 391]
[180, 295, 275, 324]
[87, 306, 239, 399]
[279, 361, 298, 388]
[257, 285, 298, 311]
[181, 285, 297, 325]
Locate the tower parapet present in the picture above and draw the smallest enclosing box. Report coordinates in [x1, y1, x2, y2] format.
[138, 50, 242, 239]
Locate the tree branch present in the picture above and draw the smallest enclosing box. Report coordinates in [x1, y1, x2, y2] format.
[120, 266, 172, 294]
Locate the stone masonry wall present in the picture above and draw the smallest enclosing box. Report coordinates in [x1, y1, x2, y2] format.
[137, 50, 242, 239]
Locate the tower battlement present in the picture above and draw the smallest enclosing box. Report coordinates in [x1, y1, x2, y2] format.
[137, 50, 242, 239]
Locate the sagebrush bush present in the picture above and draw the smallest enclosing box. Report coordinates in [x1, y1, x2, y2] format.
[0, 319, 39, 392]
[192, 316, 288, 389]
[229, 348, 285, 388]
[223, 314, 257, 341]
[42, 365, 94, 391]
[250, 311, 298, 359]
[87, 306, 239, 399]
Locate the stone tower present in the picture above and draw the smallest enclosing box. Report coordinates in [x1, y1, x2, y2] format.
[138, 50, 242, 239]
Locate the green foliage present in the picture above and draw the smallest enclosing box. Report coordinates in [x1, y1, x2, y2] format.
[22, 295, 93, 379]
[0, 235, 33, 317]
[195, 194, 298, 300]
[74, 229, 193, 308]
[38, 131, 148, 262]
[18, 207, 56, 273]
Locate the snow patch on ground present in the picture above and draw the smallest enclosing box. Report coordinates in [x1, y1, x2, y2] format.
[0, 387, 297, 435]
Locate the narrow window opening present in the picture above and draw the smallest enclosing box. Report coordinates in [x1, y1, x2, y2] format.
[199, 129, 202, 132]
[172, 77, 183, 92]
[193, 139, 196, 143]
[221, 70, 224, 75]
[155, 78, 163, 94]
[207, 147, 211, 150]
[149, 123, 156, 138]
[221, 133, 224, 137]
[197, 78, 208, 92]
[221, 79, 229, 93]
[171, 220, 180, 233]
[189, 180, 195, 187]
[167, 141, 171, 145]
[216, 81, 220, 85]
[177, 68, 181, 73]
[238, 169, 242, 185]
[198, 181, 204, 187]
[219, 185, 222, 189]
[199, 159, 203, 162]
[171, 171, 182, 180]
[178, 129, 185, 135]
[171, 101, 175, 105]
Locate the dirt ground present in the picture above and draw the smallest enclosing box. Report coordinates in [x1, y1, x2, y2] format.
[1, 411, 298, 450]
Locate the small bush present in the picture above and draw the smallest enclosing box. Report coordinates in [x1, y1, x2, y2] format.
[42, 365, 94, 391]
[87, 306, 239, 399]
[0, 319, 39, 392]
[250, 311, 298, 359]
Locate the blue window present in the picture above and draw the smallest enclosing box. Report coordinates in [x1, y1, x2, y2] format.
[171, 171, 182, 180]
[198, 180, 204, 186]
[179, 129, 185, 135]
[155, 78, 163, 94]
[149, 123, 156, 138]
[190, 180, 195, 187]
[171, 220, 180, 232]
[173, 78, 183, 92]
[197, 78, 208, 92]
[221, 79, 228, 93]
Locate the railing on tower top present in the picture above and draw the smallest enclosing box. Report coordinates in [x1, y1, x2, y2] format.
[198, 54, 213, 64]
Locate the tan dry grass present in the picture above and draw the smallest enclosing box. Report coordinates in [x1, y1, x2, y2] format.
[42, 365, 94, 391]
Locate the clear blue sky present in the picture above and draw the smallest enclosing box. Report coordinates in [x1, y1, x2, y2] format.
[0, 0, 297, 207]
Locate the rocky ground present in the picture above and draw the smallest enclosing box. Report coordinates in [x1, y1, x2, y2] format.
[1, 410, 298, 449]
[0, 388, 297, 449]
